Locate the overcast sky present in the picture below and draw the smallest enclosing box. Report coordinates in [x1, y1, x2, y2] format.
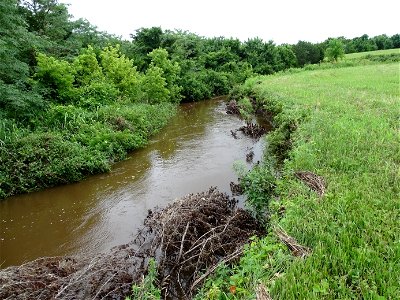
[60, 0, 399, 44]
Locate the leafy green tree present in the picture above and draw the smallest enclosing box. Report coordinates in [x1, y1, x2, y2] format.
[18, 0, 71, 39]
[243, 38, 279, 74]
[325, 39, 345, 62]
[0, 81, 45, 120]
[141, 66, 170, 104]
[349, 34, 378, 53]
[148, 48, 182, 101]
[373, 34, 394, 50]
[73, 45, 104, 85]
[390, 34, 400, 48]
[66, 19, 122, 55]
[131, 27, 163, 54]
[100, 45, 141, 100]
[128, 27, 164, 71]
[18, 0, 75, 57]
[0, 0, 31, 83]
[34, 52, 75, 102]
[0, 0, 46, 120]
[72, 46, 118, 107]
[293, 41, 324, 67]
[276, 44, 297, 70]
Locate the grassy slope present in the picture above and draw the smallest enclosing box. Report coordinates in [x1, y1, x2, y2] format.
[345, 48, 400, 59]
[255, 63, 400, 299]
[196, 62, 399, 299]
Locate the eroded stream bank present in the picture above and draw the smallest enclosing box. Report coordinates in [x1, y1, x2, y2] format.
[1, 98, 267, 268]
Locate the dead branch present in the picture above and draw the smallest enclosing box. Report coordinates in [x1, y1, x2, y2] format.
[274, 226, 311, 258]
[294, 171, 326, 197]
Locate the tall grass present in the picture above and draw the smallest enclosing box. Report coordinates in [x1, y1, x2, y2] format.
[345, 48, 399, 59]
[196, 62, 399, 299]
[0, 102, 176, 198]
[260, 62, 400, 299]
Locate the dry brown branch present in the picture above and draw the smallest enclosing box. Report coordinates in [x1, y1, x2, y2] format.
[226, 100, 241, 115]
[294, 171, 326, 197]
[190, 246, 243, 291]
[1, 188, 265, 300]
[275, 226, 311, 258]
[230, 181, 243, 195]
[239, 122, 266, 139]
[147, 187, 265, 299]
[256, 283, 272, 300]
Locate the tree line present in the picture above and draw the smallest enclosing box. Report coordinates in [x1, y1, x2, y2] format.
[1, 0, 399, 197]
[2, 0, 399, 119]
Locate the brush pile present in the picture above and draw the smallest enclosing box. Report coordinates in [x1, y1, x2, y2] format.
[239, 122, 266, 139]
[0, 188, 265, 300]
[225, 100, 241, 115]
[0, 243, 146, 299]
[146, 187, 265, 299]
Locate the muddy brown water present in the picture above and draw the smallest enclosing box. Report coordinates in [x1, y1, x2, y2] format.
[0, 99, 267, 268]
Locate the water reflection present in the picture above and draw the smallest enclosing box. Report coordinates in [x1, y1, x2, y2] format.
[0, 99, 265, 267]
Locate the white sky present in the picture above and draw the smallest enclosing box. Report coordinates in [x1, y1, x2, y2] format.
[60, 0, 399, 44]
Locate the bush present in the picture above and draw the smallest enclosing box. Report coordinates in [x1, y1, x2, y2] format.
[0, 81, 47, 121]
[35, 53, 76, 103]
[0, 131, 109, 197]
[100, 45, 141, 100]
[241, 162, 276, 221]
[76, 80, 119, 108]
[141, 65, 170, 104]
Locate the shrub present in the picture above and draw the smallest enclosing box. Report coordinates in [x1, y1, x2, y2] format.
[141, 65, 170, 104]
[35, 53, 76, 103]
[100, 45, 141, 100]
[0, 131, 109, 197]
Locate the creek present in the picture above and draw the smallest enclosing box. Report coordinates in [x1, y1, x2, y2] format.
[0, 98, 266, 268]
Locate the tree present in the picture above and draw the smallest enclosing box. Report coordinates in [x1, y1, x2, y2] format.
[147, 48, 182, 102]
[18, 0, 71, 40]
[243, 38, 279, 75]
[141, 66, 170, 104]
[0, 0, 31, 84]
[0, 0, 46, 120]
[128, 27, 164, 71]
[293, 41, 324, 67]
[325, 39, 345, 62]
[373, 34, 393, 50]
[276, 44, 297, 70]
[100, 45, 141, 99]
[390, 34, 400, 48]
[34, 53, 75, 103]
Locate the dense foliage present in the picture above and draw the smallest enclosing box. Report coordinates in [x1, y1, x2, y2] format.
[1, 0, 399, 198]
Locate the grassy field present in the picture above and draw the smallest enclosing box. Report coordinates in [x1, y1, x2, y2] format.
[345, 48, 400, 59]
[196, 62, 400, 299]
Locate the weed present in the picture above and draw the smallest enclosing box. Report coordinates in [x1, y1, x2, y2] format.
[125, 259, 161, 300]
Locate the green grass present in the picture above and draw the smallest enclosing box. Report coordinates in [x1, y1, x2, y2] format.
[0, 102, 176, 198]
[345, 48, 400, 59]
[196, 62, 400, 299]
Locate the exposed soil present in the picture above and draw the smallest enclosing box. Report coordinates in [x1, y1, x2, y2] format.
[0, 188, 265, 300]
